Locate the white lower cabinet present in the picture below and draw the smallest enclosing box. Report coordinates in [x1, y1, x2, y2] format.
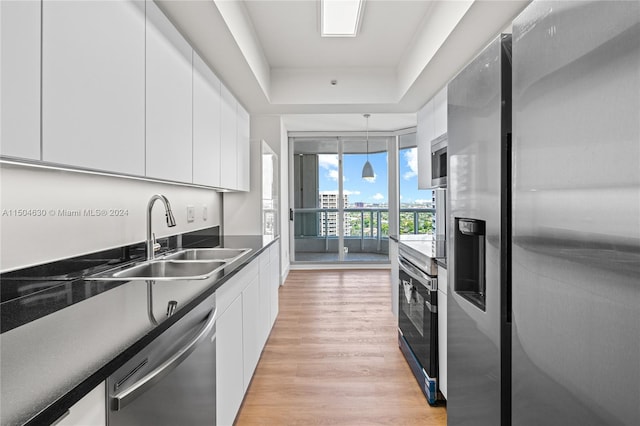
[437, 265, 448, 399]
[55, 382, 106, 426]
[258, 252, 272, 349]
[215, 244, 280, 425]
[216, 294, 244, 426]
[269, 242, 280, 327]
[390, 240, 399, 317]
[242, 275, 261, 392]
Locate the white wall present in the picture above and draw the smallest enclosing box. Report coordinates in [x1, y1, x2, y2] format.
[223, 114, 290, 281]
[223, 115, 282, 235]
[0, 163, 222, 272]
[279, 119, 289, 279]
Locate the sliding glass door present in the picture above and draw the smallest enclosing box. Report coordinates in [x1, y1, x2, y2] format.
[291, 136, 389, 264]
[292, 138, 341, 262]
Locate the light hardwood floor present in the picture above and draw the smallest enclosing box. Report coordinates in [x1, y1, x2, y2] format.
[235, 270, 447, 425]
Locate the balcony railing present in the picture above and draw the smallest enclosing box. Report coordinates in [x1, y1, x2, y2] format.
[293, 207, 435, 253]
[399, 208, 435, 235]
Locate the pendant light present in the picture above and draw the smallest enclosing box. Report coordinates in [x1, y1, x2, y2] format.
[362, 113, 375, 180]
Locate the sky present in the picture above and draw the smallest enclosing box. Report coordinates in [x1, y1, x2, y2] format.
[318, 148, 433, 206]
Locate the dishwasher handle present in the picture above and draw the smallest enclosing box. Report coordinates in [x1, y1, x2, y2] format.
[111, 307, 217, 411]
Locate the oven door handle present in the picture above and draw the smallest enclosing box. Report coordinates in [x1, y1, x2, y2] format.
[111, 307, 217, 411]
[399, 257, 437, 291]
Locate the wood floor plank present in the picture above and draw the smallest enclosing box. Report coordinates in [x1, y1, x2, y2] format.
[235, 270, 447, 426]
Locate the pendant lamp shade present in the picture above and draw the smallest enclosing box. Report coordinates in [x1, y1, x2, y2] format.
[362, 160, 374, 179]
[362, 113, 375, 180]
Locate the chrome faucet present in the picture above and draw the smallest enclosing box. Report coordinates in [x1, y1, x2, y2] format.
[146, 194, 177, 261]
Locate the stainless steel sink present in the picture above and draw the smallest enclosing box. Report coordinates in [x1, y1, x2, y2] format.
[85, 248, 250, 281]
[86, 259, 226, 281]
[163, 248, 251, 262]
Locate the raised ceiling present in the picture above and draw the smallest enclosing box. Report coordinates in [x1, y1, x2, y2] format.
[157, 0, 530, 131]
[246, 1, 434, 69]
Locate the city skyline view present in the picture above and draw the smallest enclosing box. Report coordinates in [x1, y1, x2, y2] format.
[317, 148, 433, 207]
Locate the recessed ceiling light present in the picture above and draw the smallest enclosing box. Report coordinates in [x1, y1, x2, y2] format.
[320, 0, 364, 37]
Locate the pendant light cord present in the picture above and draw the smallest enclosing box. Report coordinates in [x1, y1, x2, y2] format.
[365, 113, 370, 160]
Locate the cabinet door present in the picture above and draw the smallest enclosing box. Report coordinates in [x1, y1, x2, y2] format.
[236, 104, 250, 191]
[220, 84, 238, 190]
[434, 86, 448, 137]
[269, 242, 280, 327]
[1, 0, 40, 160]
[417, 99, 434, 189]
[258, 253, 271, 349]
[56, 382, 106, 426]
[145, 0, 192, 183]
[216, 294, 244, 426]
[42, 0, 145, 174]
[242, 274, 261, 392]
[390, 240, 399, 318]
[437, 265, 448, 399]
[193, 52, 221, 187]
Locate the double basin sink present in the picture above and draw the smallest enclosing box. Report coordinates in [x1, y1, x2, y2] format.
[86, 248, 251, 281]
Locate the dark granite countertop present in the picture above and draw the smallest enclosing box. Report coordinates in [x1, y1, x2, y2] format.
[0, 228, 278, 426]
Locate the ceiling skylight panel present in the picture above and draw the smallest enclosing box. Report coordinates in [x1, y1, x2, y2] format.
[321, 0, 364, 37]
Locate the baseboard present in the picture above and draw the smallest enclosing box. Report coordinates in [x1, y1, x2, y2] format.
[289, 263, 391, 271]
[280, 263, 290, 285]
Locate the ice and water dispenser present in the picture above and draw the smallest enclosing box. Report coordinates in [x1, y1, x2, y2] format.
[454, 218, 486, 311]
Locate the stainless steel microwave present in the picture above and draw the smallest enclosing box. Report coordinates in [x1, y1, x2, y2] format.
[430, 133, 447, 187]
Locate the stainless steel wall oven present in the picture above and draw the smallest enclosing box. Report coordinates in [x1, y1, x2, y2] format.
[398, 246, 440, 405]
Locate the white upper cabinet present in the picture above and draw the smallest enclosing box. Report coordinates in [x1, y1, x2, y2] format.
[220, 84, 238, 190]
[192, 52, 221, 187]
[41, 0, 145, 174]
[417, 85, 448, 189]
[417, 99, 434, 189]
[236, 104, 250, 191]
[1, 0, 41, 160]
[5, 0, 248, 190]
[145, 0, 192, 183]
[42, 0, 144, 174]
[433, 85, 448, 137]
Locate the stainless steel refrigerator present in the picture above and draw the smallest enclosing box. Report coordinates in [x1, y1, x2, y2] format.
[511, 1, 639, 425]
[447, 33, 512, 426]
[447, 1, 640, 425]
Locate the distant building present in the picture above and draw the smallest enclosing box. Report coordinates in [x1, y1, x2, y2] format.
[319, 192, 351, 236]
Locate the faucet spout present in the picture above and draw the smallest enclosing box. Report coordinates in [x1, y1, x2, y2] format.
[147, 194, 177, 260]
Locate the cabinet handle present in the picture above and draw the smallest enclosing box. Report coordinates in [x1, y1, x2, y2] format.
[111, 307, 217, 411]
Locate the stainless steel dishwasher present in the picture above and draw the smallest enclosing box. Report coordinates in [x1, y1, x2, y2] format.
[107, 293, 217, 425]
